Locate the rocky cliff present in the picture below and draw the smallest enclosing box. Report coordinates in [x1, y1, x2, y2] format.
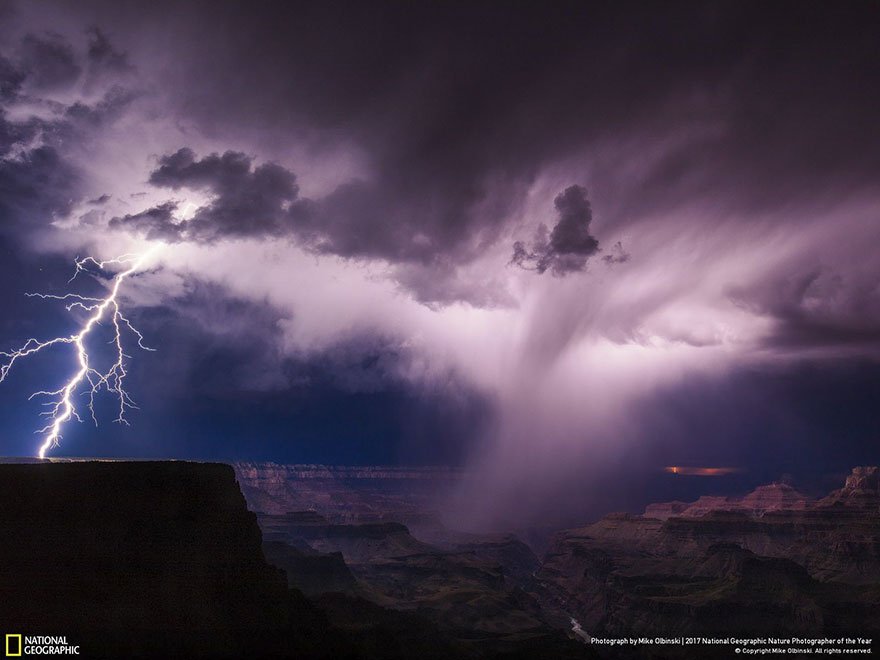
[637, 468, 880, 583]
[232, 461, 880, 655]
[0, 461, 533, 659]
[233, 462, 459, 528]
[820, 465, 880, 509]
[536, 467, 880, 643]
[256, 510, 573, 650]
[259, 511, 434, 563]
[644, 483, 813, 519]
[0, 461, 291, 656]
[263, 540, 359, 596]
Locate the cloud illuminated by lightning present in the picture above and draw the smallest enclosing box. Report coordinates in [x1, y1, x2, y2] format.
[0, 250, 157, 458]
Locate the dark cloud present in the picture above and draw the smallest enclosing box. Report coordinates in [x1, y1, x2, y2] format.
[119, 277, 491, 464]
[393, 260, 514, 309]
[116, 146, 500, 272]
[0, 0, 876, 496]
[729, 268, 880, 352]
[110, 1, 878, 244]
[110, 148, 508, 310]
[152, 148, 302, 242]
[602, 241, 630, 266]
[64, 85, 137, 127]
[0, 55, 24, 102]
[145, 279, 291, 395]
[109, 201, 180, 242]
[109, 148, 306, 243]
[0, 145, 80, 234]
[8, 1, 877, 305]
[84, 26, 131, 86]
[115, 145, 519, 306]
[0, 27, 135, 240]
[145, 2, 600, 266]
[0, 112, 21, 156]
[0, 39, 81, 236]
[0, 88, 124, 231]
[149, 278, 413, 396]
[19, 32, 82, 91]
[511, 185, 600, 275]
[114, 151, 598, 300]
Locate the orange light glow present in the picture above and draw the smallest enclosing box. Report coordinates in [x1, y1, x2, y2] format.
[664, 466, 740, 476]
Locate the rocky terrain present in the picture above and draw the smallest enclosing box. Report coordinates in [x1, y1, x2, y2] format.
[644, 482, 814, 520]
[238, 463, 880, 658]
[537, 466, 880, 644]
[0, 461, 588, 659]
[0, 461, 289, 656]
[15, 460, 876, 658]
[234, 462, 461, 528]
[255, 508, 577, 654]
[234, 460, 577, 649]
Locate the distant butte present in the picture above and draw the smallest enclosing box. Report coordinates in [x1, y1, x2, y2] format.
[535, 466, 880, 640]
[645, 482, 814, 520]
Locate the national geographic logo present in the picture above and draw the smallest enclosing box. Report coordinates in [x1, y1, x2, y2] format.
[4, 636, 20, 657]
[5, 635, 79, 656]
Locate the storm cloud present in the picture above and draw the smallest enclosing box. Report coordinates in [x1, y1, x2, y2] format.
[0, 23, 137, 241]
[0, 0, 878, 522]
[19, 32, 81, 91]
[111, 148, 304, 243]
[511, 185, 600, 276]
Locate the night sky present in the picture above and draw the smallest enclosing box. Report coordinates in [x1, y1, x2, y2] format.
[1, 1, 878, 522]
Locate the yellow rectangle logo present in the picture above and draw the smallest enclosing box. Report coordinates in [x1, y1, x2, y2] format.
[5, 634, 21, 657]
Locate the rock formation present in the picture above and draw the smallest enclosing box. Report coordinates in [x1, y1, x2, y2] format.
[0, 461, 590, 659]
[254, 510, 573, 650]
[644, 483, 813, 520]
[536, 467, 880, 643]
[230, 462, 880, 656]
[819, 465, 880, 510]
[233, 462, 460, 527]
[0, 461, 289, 657]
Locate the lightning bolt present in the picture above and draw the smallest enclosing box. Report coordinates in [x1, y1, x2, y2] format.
[0, 250, 157, 458]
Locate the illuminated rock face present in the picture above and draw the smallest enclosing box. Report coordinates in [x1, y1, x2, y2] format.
[643, 500, 690, 519]
[644, 484, 813, 520]
[232, 461, 459, 528]
[845, 466, 880, 491]
[535, 468, 880, 639]
[820, 466, 880, 510]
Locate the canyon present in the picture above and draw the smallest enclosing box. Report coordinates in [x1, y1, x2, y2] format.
[236, 463, 880, 657]
[3, 460, 876, 658]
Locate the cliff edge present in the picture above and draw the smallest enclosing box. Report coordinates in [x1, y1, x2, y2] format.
[0, 461, 288, 656]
